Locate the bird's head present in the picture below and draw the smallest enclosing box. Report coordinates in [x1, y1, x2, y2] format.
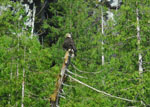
[65, 33, 71, 38]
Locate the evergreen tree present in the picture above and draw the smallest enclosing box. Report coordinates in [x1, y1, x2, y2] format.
[1, 0, 150, 106]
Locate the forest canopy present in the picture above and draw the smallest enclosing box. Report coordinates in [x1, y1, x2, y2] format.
[0, 0, 150, 107]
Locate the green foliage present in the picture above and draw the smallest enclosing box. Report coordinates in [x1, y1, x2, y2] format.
[1, 0, 150, 107]
[0, 1, 59, 106]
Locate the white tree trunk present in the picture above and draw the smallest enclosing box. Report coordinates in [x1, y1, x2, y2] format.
[21, 68, 25, 107]
[17, 34, 20, 78]
[31, 3, 36, 38]
[11, 58, 13, 79]
[101, 7, 105, 65]
[136, 8, 143, 74]
[21, 47, 26, 107]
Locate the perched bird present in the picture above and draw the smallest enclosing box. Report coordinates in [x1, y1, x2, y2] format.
[63, 33, 77, 56]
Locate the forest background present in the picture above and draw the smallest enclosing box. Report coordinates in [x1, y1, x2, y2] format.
[0, 0, 150, 107]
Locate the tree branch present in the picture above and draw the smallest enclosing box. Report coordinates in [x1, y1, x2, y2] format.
[66, 69, 87, 79]
[71, 63, 102, 74]
[68, 75, 137, 103]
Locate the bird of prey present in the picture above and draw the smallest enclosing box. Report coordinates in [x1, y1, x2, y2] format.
[63, 33, 77, 56]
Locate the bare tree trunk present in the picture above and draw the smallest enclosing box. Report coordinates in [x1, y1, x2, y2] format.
[31, 4, 36, 38]
[8, 58, 13, 105]
[17, 33, 20, 78]
[11, 58, 13, 79]
[50, 50, 72, 107]
[21, 47, 26, 107]
[136, 6, 143, 74]
[21, 68, 25, 107]
[101, 6, 104, 65]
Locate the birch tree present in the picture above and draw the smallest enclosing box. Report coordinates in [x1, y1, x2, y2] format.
[31, 3, 36, 38]
[21, 47, 26, 107]
[101, 6, 105, 65]
[136, 2, 143, 74]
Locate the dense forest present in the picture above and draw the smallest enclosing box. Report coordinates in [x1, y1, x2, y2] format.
[0, 0, 150, 107]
